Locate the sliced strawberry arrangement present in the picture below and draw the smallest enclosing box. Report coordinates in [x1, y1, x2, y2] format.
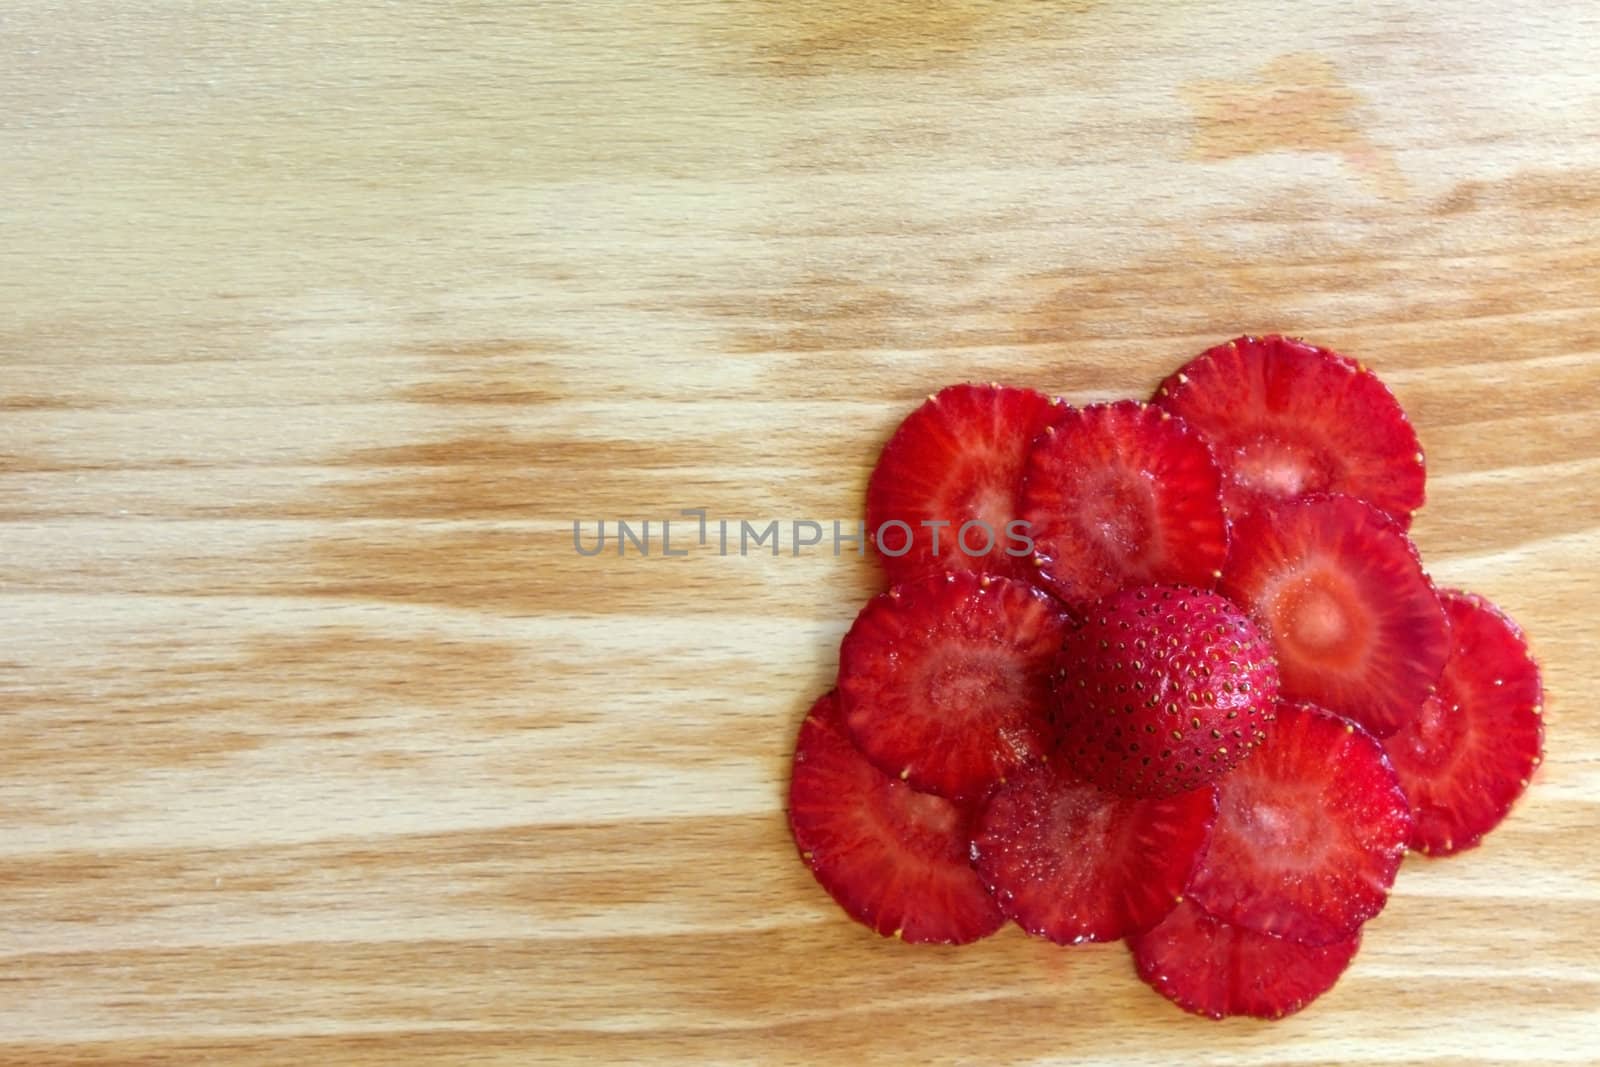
[1220, 495, 1449, 738]
[786, 339, 1543, 1022]
[1187, 702, 1412, 945]
[972, 762, 1217, 943]
[838, 572, 1072, 800]
[1384, 590, 1544, 856]
[1152, 334, 1425, 527]
[866, 383, 1058, 584]
[1051, 585, 1279, 797]
[1019, 401, 1228, 608]
[1131, 898, 1362, 1020]
[789, 693, 1004, 944]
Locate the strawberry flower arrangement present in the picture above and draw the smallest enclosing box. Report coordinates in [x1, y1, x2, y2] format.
[788, 335, 1544, 1020]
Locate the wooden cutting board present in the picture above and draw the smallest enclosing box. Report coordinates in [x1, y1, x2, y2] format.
[3, 2, 1598, 1063]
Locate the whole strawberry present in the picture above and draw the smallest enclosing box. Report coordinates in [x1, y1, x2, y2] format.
[1053, 585, 1279, 797]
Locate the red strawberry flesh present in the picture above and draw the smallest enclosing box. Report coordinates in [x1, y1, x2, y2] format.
[972, 761, 1217, 943]
[1220, 494, 1449, 738]
[1131, 897, 1361, 1020]
[788, 693, 1004, 944]
[1384, 590, 1544, 856]
[1019, 400, 1229, 608]
[867, 383, 1058, 584]
[1187, 701, 1411, 945]
[838, 572, 1072, 800]
[1051, 584, 1280, 797]
[1152, 334, 1425, 527]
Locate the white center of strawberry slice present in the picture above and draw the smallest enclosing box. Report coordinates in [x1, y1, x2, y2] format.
[1226, 778, 1329, 863]
[879, 787, 966, 853]
[1274, 572, 1367, 670]
[1230, 434, 1335, 499]
[951, 460, 1012, 530]
[1286, 585, 1350, 650]
[1086, 472, 1154, 555]
[1395, 691, 1467, 772]
[925, 655, 1012, 713]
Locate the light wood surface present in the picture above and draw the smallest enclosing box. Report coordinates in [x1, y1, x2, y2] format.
[4, 2, 1599, 1064]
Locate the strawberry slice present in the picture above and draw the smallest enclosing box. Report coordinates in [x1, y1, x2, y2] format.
[1151, 335, 1425, 527]
[1220, 494, 1449, 738]
[1019, 401, 1229, 608]
[838, 572, 1072, 800]
[867, 383, 1058, 584]
[1187, 702, 1412, 945]
[971, 761, 1217, 943]
[1131, 898, 1362, 1020]
[788, 693, 1004, 944]
[1384, 590, 1544, 856]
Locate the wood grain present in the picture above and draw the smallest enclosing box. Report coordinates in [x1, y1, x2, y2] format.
[3, 1, 1599, 1063]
